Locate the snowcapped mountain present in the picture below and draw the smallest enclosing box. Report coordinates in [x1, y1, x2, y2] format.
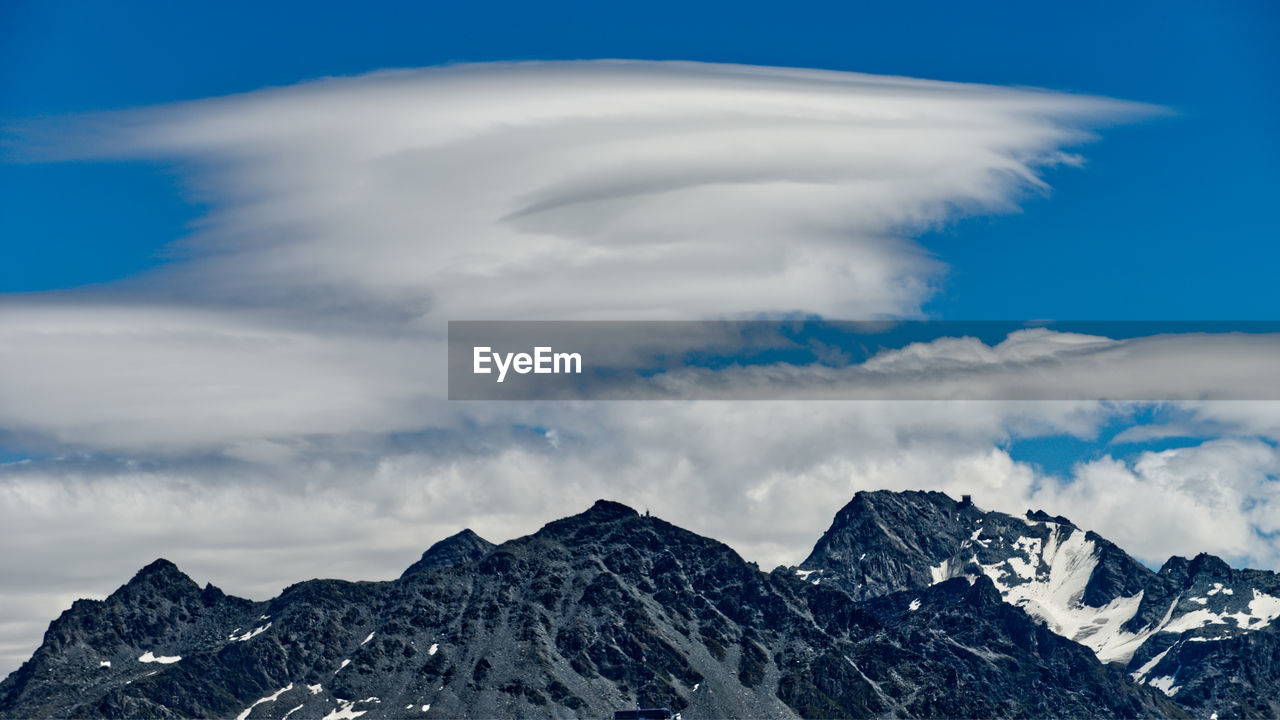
[1, 499, 1184, 719]
[797, 490, 1280, 718]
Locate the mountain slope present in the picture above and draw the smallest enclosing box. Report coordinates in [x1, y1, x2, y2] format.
[1, 500, 1183, 719]
[799, 490, 1280, 718]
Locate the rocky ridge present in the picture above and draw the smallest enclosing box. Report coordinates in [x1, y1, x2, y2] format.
[0, 497, 1194, 719]
[797, 490, 1280, 718]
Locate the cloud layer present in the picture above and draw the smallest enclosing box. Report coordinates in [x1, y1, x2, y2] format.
[3, 61, 1147, 452]
[64, 61, 1139, 320]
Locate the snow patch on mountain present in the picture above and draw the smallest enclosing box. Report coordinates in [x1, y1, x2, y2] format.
[933, 524, 1172, 664]
[795, 569, 820, 583]
[1243, 589, 1280, 627]
[1147, 674, 1181, 696]
[1131, 646, 1171, 683]
[986, 528, 1152, 663]
[1162, 588, 1280, 634]
[929, 559, 951, 584]
[229, 623, 271, 642]
[321, 699, 366, 720]
[948, 519, 1280, 680]
[235, 683, 292, 720]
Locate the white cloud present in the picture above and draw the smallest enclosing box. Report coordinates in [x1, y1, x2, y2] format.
[1031, 438, 1280, 569]
[0, 303, 438, 452]
[655, 328, 1280, 400]
[68, 61, 1138, 323]
[1109, 422, 1204, 445]
[0, 61, 1149, 453]
[862, 327, 1117, 371]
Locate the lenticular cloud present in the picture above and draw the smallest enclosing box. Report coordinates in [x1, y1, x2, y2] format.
[0, 61, 1148, 452]
[62, 61, 1144, 321]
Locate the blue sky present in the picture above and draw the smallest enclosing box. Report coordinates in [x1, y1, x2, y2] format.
[3, 0, 1278, 319]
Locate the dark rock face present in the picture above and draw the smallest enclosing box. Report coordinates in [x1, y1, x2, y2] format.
[857, 577, 1177, 720]
[800, 490, 1280, 719]
[0, 559, 257, 719]
[1122, 554, 1280, 718]
[400, 530, 495, 577]
[0, 497, 1187, 719]
[798, 490, 986, 601]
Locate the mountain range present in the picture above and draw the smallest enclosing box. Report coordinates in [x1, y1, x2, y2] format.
[3, 490, 1277, 719]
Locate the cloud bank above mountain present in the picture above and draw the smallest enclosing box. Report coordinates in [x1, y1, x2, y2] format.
[41, 61, 1143, 320]
[2, 61, 1151, 452]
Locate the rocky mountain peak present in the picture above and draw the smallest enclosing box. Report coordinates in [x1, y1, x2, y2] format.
[130, 558, 188, 582]
[1186, 552, 1233, 579]
[1025, 508, 1074, 526]
[798, 489, 984, 599]
[581, 498, 640, 521]
[797, 491, 1280, 717]
[531, 499, 642, 543]
[401, 528, 495, 577]
[111, 558, 201, 602]
[1159, 555, 1191, 576]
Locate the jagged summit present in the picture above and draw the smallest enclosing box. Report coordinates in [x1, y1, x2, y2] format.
[1025, 508, 1075, 526]
[111, 558, 202, 602]
[798, 489, 986, 598]
[127, 558, 189, 583]
[797, 489, 1280, 717]
[530, 498, 644, 542]
[1155, 553, 1238, 585]
[134, 558, 181, 575]
[1187, 552, 1233, 577]
[401, 501, 645, 580]
[401, 528, 495, 577]
[579, 498, 640, 521]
